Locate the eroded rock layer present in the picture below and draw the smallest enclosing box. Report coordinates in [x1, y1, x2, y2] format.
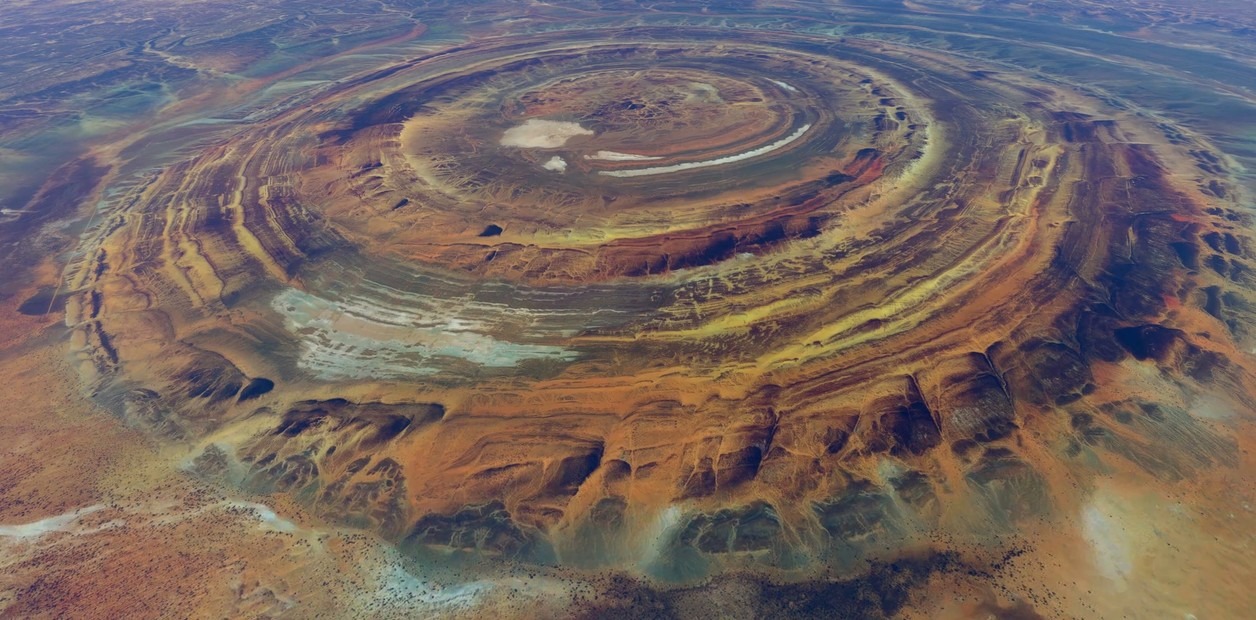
[34, 2, 1256, 616]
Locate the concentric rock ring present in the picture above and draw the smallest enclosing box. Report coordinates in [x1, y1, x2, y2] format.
[275, 34, 928, 282]
[66, 15, 1254, 595]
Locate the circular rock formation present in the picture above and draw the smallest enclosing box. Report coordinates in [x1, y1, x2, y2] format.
[60, 7, 1255, 612]
[290, 37, 916, 281]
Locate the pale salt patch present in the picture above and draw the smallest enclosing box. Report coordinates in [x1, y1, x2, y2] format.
[601, 123, 812, 177]
[271, 288, 576, 380]
[542, 156, 568, 172]
[500, 119, 592, 148]
[585, 150, 663, 162]
[228, 501, 300, 533]
[368, 559, 490, 612]
[638, 505, 684, 568]
[770, 79, 798, 92]
[1082, 499, 1133, 587]
[0, 505, 105, 539]
[1188, 394, 1236, 420]
[360, 545, 585, 616]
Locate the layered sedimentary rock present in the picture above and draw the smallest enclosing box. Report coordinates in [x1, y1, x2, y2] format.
[36, 3, 1255, 616]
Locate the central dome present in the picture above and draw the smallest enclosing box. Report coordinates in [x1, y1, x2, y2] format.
[504, 69, 791, 166]
[293, 39, 923, 281]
